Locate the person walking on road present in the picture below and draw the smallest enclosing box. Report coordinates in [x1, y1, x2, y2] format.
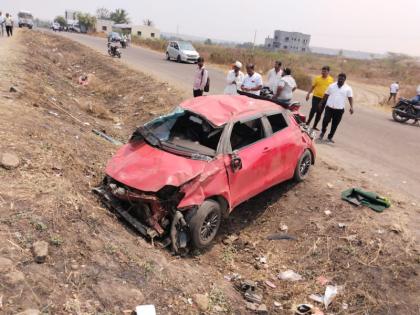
[319, 73, 354, 143]
[274, 68, 297, 104]
[224, 61, 244, 95]
[241, 64, 263, 95]
[387, 81, 399, 105]
[266, 61, 283, 94]
[5, 13, 13, 37]
[306, 66, 334, 130]
[193, 57, 209, 97]
[0, 12, 5, 37]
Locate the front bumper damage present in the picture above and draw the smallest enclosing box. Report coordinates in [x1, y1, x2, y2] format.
[93, 177, 190, 253]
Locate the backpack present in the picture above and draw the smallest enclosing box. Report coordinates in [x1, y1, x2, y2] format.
[201, 69, 210, 92]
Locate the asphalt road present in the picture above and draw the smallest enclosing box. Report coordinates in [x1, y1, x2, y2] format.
[54, 32, 420, 201]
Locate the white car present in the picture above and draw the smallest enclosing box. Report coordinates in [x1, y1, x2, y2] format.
[166, 41, 200, 63]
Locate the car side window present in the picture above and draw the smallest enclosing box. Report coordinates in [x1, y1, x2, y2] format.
[266, 113, 288, 133]
[174, 43, 179, 50]
[230, 118, 265, 151]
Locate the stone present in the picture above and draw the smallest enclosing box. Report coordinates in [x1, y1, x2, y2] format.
[257, 304, 268, 315]
[193, 294, 209, 311]
[32, 241, 49, 263]
[9, 86, 18, 93]
[245, 302, 258, 311]
[1, 153, 20, 170]
[16, 309, 40, 315]
[6, 270, 25, 284]
[0, 257, 13, 272]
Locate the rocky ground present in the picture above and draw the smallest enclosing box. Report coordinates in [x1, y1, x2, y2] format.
[0, 30, 418, 315]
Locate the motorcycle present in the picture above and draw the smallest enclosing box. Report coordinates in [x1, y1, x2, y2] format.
[392, 98, 420, 123]
[108, 44, 122, 58]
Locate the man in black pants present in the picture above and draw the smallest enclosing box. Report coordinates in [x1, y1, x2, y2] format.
[193, 57, 208, 97]
[319, 73, 354, 143]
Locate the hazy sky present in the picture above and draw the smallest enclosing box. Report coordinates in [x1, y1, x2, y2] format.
[3, 0, 420, 55]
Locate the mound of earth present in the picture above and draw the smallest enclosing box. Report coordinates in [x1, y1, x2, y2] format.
[0, 30, 418, 314]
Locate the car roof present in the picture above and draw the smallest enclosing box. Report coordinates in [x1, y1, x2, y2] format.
[180, 95, 284, 127]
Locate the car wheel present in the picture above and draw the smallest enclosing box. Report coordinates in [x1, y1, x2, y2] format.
[166, 52, 170, 60]
[188, 200, 221, 249]
[177, 55, 181, 63]
[294, 149, 312, 182]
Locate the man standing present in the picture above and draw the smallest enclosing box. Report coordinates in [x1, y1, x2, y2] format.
[319, 73, 354, 143]
[5, 13, 13, 37]
[266, 61, 283, 94]
[241, 64, 263, 95]
[274, 68, 297, 104]
[224, 61, 244, 95]
[193, 57, 209, 97]
[387, 81, 399, 105]
[0, 12, 4, 37]
[306, 66, 334, 130]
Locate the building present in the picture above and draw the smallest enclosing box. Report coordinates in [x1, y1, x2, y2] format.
[112, 24, 160, 39]
[65, 10, 78, 25]
[96, 19, 114, 33]
[265, 30, 311, 53]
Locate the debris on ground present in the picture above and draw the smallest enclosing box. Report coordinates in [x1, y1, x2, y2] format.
[294, 304, 314, 315]
[309, 285, 343, 309]
[338, 222, 346, 228]
[32, 240, 49, 263]
[15, 309, 40, 315]
[266, 233, 297, 241]
[1, 152, 20, 170]
[193, 293, 209, 311]
[264, 280, 276, 288]
[9, 86, 18, 93]
[222, 234, 239, 245]
[135, 305, 156, 315]
[278, 270, 303, 281]
[341, 188, 391, 211]
[324, 210, 332, 216]
[316, 275, 330, 286]
[280, 223, 288, 231]
[389, 223, 404, 234]
[235, 280, 263, 304]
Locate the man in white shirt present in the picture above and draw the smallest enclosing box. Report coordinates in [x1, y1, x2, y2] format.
[274, 68, 297, 103]
[0, 12, 4, 37]
[387, 81, 399, 105]
[319, 73, 354, 143]
[241, 64, 263, 95]
[224, 61, 244, 95]
[266, 61, 283, 94]
[193, 57, 209, 97]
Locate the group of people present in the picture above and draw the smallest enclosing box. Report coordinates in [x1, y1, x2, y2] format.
[388, 81, 420, 107]
[0, 11, 14, 37]
[193, 58, 354, 143]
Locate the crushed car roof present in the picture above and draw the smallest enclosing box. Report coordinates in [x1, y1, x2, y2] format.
[180, 95, 283, 127]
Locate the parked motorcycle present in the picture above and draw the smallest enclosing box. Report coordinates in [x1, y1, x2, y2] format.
[392, 98, 420, 123]
[108, 45, 122, 58]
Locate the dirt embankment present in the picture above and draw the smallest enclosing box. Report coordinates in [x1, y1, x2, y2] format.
[0, 30, 418, 315]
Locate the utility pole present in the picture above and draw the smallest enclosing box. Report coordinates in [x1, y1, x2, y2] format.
[252, 29, 257, 54]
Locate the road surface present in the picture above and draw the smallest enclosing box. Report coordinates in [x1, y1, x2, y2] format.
[54, 32, 420, 202]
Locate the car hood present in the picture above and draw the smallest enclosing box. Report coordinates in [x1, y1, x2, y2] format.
[105, 142, 208, 192]
[181, 50, 198, 55]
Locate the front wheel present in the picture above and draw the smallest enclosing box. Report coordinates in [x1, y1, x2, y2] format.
[392, 106, 410, 123]
[166, 52, 170, 60]
[188, 200, 221, 249]
[177, 55, 181, 63]
[294, 149, 312, 182]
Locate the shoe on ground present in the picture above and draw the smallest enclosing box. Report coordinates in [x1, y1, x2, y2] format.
[327, 138, 335, 143]
[318, 133, 324, 140]
[313, 127, 320, 131]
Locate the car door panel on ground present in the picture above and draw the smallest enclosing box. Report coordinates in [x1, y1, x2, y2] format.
[225, 117, 279, 208]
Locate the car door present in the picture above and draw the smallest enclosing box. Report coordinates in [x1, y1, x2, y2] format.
[265, 112, 303, 182]
[224, 117, 278, 208]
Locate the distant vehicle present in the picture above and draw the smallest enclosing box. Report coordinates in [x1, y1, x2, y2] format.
[108, 44, 122, 58]
[18, 11, 34, 29]
[166, 41, 200, 63]
[67, 23, 82, 33]
[108, 32, 122, 43]
[51, 22, 61, 32]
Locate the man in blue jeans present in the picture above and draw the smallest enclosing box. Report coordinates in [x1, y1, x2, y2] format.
[319, 73, 354, 143]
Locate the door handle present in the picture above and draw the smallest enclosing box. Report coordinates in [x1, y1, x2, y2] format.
[263, 147, 271, 153]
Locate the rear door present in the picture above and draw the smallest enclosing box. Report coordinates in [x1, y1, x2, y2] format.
[225, 117, 279, 207]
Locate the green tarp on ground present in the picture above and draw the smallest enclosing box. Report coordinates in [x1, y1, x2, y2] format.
[341, 188, 391, 212]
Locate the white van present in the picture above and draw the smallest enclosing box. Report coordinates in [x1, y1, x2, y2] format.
[166, 41, 200, 63]
[18, 11, 34, 29]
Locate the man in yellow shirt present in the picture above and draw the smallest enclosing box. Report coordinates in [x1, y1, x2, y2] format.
[306, 66, 334, 130]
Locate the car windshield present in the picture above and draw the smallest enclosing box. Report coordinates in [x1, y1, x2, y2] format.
[18, 12, 33, 19]
[178, 42, 195, 51]
[136, 107, 223, 158]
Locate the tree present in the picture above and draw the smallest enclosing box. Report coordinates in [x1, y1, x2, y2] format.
[204, 38, 213, 45]
[143, 19, 154, 27]
[110, 9, 130, 24]
[54, 16, 67, 27]
[77, 12, 97, 32]
[96, 7, 110, 20]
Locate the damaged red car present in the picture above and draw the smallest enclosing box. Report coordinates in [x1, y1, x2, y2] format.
[95, 95, 316, 253]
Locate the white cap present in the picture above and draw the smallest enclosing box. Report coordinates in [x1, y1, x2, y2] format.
[234, 61, 242, 69]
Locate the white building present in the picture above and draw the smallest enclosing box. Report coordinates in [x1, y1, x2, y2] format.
[96, 19, 114, 33]
[113, 24, 160, 39]
[265, 30, 311, 53]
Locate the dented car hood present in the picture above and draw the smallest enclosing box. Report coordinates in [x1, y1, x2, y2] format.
[105, 142, 209, 192]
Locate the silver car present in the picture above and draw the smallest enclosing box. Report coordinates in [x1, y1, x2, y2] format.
[166, 41, 200, 63]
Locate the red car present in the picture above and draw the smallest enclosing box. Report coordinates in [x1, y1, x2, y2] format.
[95, 95, 316, 253]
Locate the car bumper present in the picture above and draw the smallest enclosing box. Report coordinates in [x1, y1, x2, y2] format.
[182, 56, 199, 63]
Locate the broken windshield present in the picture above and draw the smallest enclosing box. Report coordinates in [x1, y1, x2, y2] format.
[141, 107, 224, 157]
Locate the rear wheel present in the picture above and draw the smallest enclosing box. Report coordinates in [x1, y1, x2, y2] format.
[166, 52, 170, 60]
[294, 149, 312, 182]
[188, 200, 221, 249]
[177, 55, 181, 63]
[392, 106, 410, 123]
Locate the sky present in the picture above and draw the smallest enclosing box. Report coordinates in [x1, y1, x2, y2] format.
[3, 0, 420, 56]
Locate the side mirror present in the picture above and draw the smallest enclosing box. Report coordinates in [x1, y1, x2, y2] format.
[230, 150, 242, 172]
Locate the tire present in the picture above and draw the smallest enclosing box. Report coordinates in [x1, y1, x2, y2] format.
[166, 52, 170, 60]
[177, 55, 181, 63]
[392, 106, 410, 123]
[188, 200, 221, 249]
[294, 149, 312, 182]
